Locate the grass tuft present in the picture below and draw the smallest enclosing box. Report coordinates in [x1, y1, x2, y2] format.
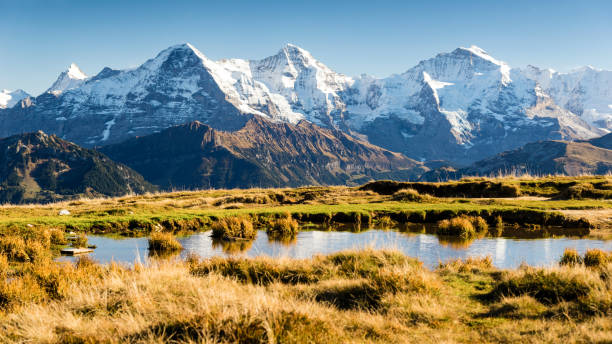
[148, 232, 182, 252]
[266, 214, 299, 240]
[71, 233, 88, 248]
[487, 266, 606, 305]
[211, 216, 256, 240]
[392, 188, 435, 202]
[438, 256, 493, 273]
[583, 249, 611, 267]
[560, 248, 583, 266]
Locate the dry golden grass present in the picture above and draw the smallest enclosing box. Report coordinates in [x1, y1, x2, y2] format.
[267, 213, 299, 239]
[211, 216, 256, 240]
[148, 232, 182, 253]
[0, 250, 609, 343]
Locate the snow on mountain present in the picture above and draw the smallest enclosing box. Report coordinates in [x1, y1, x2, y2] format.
[215, 43, 354, 126]
[46, 63, 88, 94]
[522, 65, 612, 129]
[0, 89, 30, 109]
[0, 43, 609, 164]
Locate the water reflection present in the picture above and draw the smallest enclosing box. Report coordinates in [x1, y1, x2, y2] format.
[57, 229, 612, 269]
[267, 234, 298, 246]
[212, 238, 254, 254]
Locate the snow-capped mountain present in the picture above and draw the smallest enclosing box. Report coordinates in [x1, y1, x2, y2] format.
[0, 43, 608, 164]
[522, 65, 612, 129]
[46, 63, 88, 95]
[345, 46, 604, 162]
[0, 89, 30, 109]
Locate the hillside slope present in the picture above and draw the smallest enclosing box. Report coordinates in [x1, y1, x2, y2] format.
[0, 132, 155, 203]
[420, 138, 612, 181]
[100, 117, 425, 189]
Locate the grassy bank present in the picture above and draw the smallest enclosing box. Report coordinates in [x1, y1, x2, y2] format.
[0, 176, 609, 241]
[0, 249, 610, 343]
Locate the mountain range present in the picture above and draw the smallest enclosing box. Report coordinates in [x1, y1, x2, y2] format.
[99, 116, 423, 189]
[1, 43, 610, 165]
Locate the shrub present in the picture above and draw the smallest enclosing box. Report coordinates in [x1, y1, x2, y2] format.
[0, 275, 47, 309]
[472, 216, 489, 232]
[494, 215, 503, 228]
[560, 248, 583, 266]
[0, 254, 9, 277]
[583, 249, 610, 267]
[211, 216, 256, 240]
[25, 240, 49, 263]
[267, 214, 299, 239]
[148, 232, 182, 252]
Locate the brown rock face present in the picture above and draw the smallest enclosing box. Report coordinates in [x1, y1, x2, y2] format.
[100, 117, 426, 189]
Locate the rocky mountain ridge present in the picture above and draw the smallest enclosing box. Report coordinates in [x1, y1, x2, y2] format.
[1, 43, 610, 164]
[99, 116, 424, 189]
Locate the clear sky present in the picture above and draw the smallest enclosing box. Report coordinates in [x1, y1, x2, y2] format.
[1, 0, 611, 95]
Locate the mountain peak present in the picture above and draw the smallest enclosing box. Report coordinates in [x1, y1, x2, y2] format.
[452, 45, 505, 67]
[281, 43, 307, 53]
[67, 63, 87, 80]
[163, 42, 201, 55]
[0, 89, 31, 109]
[460, 45, 488, 55]
[276, 43, 314, 63]
[148, 42, 212, 71]
[47, 63, 88, 94]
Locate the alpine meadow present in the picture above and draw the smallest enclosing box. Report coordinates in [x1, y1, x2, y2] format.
[0, 1, 611, 343]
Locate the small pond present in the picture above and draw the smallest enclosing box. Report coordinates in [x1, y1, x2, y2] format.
[57, 229, 612, 269]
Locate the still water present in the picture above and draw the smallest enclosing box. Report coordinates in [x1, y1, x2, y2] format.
[57, 229, 612, 269]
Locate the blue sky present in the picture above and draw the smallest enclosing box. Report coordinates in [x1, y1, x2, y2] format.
[1, 0, 611, 95]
